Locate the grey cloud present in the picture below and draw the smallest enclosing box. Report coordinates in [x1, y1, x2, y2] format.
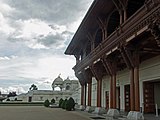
[62, 30, 74, 36]
[38, 34, 63, 47]
[6, 0, 92, 25]
[37, 31, 73, 48]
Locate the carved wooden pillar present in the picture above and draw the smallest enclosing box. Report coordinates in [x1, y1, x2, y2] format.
[119, 45, 136, 111]
[97, 79, 102, 107]
[101, 57, 116, 109]
[83, 69, 92, 106]
[130, 68, 135, 111]
[75, 72, 86, 106]
[134, 52, 140, 111]
[110, 76, 113, 108]
[90, 65, 103, 107]
[97, 79, 100, 107]
[134, 67, 140, 111]
[84, 83, 87, 106]
[81, 85, 84, 105]
[88, 81, 92, 106]
[112, 74, 117, 109]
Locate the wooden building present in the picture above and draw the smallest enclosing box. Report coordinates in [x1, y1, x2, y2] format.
[65, 0, 160, 117]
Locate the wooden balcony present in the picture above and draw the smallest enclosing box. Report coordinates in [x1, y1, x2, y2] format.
[73, 3, 160, 72]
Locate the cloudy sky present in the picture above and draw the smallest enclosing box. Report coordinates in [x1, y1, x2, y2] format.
[0, 0, 93, 94]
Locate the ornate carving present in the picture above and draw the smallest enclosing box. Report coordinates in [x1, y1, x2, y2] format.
[74, 5, 160, 72]
[149, 19, 160, 47]
[75, 72, 86, 86]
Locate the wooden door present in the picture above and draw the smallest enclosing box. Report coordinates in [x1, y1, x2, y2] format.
[105, 91, 109, 110]
[125, 85, 130, 112]
[28, 96, 32, 102]
[143, 82, 154, 113]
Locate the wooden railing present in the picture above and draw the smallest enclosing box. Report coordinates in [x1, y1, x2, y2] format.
[74, 3, 160, 72]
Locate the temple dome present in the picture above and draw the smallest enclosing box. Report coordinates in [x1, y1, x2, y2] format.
[52, 75, 63, 91]
[53, 75, 63, 83]
[64, 77, 71, 83]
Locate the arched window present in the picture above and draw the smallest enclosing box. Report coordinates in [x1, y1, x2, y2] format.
[95, 29, 103, 48]
[66, 85, 70, 90]
[127, 0, 145, 18]
[107, 11, 120, 36]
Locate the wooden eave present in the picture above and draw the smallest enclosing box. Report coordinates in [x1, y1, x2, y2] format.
[73, 4, 160, 73]
[64, 0, 115, 55]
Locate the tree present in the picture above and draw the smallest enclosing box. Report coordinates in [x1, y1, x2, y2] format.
[66, 97, 75, 111]
[44, 99, 50, 107]
[7, 92, 17, 97]
[59, 98, 63, 107]
[61, 99, 67, 109]
[51, 98, 55, 104]
[29, 84, 38, 91]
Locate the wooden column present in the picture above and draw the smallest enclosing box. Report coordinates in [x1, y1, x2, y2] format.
[97, 79, 102, 107]
[97, 80, 100, 107]
[101, 58, 116, 109]
[130, 68, 135, 111]
[134, 52, 140, 111]
[81, 85, 84, 105]
[83, 69, 92, 106]
[88, 82, 92, 106]
[134, 67, 140, 111]
[90, 65, 103, 107]
[110, 76, 113, 108]
[112, 74, 117, 109]
[84, 83, 87, 106]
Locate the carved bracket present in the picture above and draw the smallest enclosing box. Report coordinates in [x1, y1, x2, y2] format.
[90, 64, 103, 81]
[101, 58, 112, 76]
[149, 19, 160, 47]
[101, 56, 117, 76]
[75, 72, 86, 86]
[82, 69, 93, 84]
[119, 43, 140, 69]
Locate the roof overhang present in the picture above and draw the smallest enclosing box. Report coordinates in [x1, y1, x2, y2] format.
[64, 0, 115, 55]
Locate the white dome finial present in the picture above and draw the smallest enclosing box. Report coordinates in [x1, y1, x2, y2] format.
[58, 73, 61, 77]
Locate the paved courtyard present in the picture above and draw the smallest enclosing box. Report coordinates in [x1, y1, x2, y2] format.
[0, 106, 92, 120]
[0, 106, 160, 120]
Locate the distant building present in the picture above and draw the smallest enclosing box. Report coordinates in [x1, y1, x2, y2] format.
[5, 76, 79, 103]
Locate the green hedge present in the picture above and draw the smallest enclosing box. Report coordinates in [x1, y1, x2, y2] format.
[44, 99, 50, 107]
[59, 98, 63, 107]
[61, 99, 67, 109]
[66, 97, 75, 111]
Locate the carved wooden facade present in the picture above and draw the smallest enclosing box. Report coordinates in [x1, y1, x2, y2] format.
[65, 0, 160, 113]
